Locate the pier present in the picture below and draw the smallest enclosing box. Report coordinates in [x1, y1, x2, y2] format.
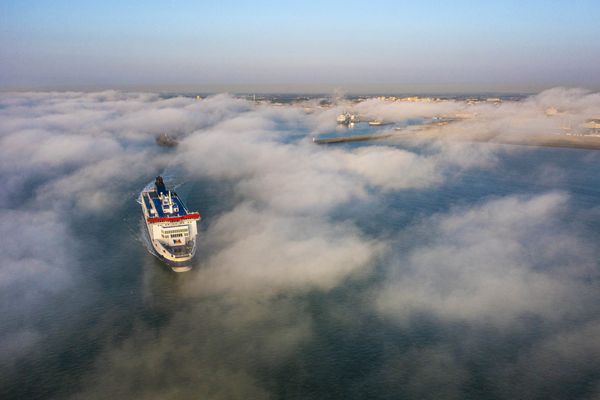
[312, 133, 396, 144]
[313, 131, 600, 151]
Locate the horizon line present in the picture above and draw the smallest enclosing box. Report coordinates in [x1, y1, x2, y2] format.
[2, 82, 597, 96]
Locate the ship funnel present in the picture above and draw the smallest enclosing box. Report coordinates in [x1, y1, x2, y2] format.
[155, 176, 167, 195]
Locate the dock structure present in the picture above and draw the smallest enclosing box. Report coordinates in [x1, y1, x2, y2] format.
[312, 133, 396, 144]
[312, 131, 600, 151]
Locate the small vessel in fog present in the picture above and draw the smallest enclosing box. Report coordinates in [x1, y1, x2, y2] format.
[337, 112, 350, 124]
[337, 112, 360, 125]
[139, 176, 200, 272]
[155, 132, 178, 147]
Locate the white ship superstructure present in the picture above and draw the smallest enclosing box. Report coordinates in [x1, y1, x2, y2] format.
[140, 176, 201, 272]
[337, 112, 360, 125]
[337, 112, 350, 124]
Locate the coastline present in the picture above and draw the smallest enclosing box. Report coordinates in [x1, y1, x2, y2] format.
[314, 129, 600, 151]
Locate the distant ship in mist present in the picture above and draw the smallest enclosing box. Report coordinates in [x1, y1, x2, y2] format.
[139, 176, 201, 272]
[155, 133, 178, 147]
[337, 112, 359, 125]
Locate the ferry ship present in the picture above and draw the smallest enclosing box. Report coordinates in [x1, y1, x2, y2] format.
[140, 176, 201, 272]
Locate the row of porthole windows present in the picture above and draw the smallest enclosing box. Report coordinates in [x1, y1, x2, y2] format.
[161, 233, 189, 239]
[165, 228, 189, 234]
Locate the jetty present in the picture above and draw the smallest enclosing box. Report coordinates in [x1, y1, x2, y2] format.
[313, 133, 396, 144]
[313, 130, 600, 151]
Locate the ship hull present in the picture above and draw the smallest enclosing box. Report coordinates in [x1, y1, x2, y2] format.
[154, 249, 194, 272]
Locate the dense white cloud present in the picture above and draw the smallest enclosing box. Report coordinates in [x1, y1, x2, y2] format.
[185, 203, 382, 296]
[376, 192, 599, 326]
[0, 88, 599, 399]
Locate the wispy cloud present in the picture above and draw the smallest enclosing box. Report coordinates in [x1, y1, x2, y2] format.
[1, 89, 599, 398]
[376, 192, 599, 326]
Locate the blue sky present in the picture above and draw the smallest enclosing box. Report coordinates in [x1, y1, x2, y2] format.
[1, 0, 600, 92]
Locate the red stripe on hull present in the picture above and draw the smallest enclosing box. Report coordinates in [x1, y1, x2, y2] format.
[147, 213, 201, 223]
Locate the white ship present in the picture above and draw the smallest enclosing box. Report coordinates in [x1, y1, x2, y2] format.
[337, 113, 350, 124]
[337, 112, 360, 125]
[139, 176, 201, 272]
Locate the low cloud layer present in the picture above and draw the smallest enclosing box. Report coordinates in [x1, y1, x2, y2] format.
[377, 192, 599, 326]
[187, 204, 381, 296]
[1, 89, 600, 399]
